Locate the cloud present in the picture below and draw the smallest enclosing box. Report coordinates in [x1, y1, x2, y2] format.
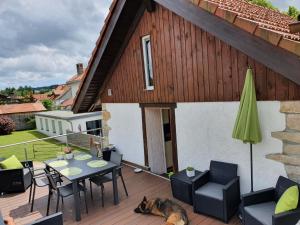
[0, 0, 112, 89]
[270, 0, 300, 11]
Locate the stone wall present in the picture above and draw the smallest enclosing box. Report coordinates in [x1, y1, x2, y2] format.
[267, 101, 300, 182]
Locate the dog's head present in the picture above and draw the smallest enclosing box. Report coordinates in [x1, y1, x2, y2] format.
[134, 196, 151, 214]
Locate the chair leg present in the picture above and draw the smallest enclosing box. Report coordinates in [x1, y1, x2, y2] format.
[46, 190, 51, 216]
[56, 194, 60, 213]
[61, 196, 64, 205]
[120, 172, 128, 196]
[82, 180, 88, 214]
[28, 183, 33, 203]
[101, 184, 104, 208]
[90, 180, 93, 200]
[30, 184, 36, 212]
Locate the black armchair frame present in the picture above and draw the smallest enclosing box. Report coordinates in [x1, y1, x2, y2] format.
[0, 160, 33, 194]
[192, 161, 240, 223]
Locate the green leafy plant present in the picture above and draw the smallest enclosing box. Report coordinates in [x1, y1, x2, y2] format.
[286, 6, 300, 19]
[0, 116, 15, 135]
[42, 99, 53, 111]
[186, 167, 194, 171]
[246, 0, 277, 10]
[167, 172, 174, 179]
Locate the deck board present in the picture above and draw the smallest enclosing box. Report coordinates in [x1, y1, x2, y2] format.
[0, 166, 241, 225]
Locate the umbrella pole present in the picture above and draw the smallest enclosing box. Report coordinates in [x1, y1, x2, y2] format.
[250, 143, 253, 192]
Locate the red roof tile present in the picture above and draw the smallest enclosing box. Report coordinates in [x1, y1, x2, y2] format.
[33, 94, 55, 101]
[67, 70, 86, 84]
[0, 102, 46, 115]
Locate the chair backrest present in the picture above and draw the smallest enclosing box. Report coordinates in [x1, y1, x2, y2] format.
[44, 169, 57, 191]
[29, 212, 63, 225]
[110, 151, 123, 166]
[209, 160, 238, 185]
[275, 176, 300, 203]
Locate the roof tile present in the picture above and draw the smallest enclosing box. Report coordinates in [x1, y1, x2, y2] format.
[254, 27, 282, 46]
[0, 102, 46, 115]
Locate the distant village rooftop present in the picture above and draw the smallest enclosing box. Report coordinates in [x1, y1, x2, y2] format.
[0, 102, 46, 115]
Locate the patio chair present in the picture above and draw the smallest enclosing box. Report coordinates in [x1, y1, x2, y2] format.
[29, 168, 62, 212]
[192, 160, 240, 223]
[241, 176, 300, 225]
[0, 159, 33, 194]
[45, 170, 88, 216]
[89, 151, 128, 207]
[29, 212, 63, 225]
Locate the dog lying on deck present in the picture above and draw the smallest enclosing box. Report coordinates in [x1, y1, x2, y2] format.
[134, 197, 189, 225]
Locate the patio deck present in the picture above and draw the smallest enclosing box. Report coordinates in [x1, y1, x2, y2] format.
[0, 165, 241, 225]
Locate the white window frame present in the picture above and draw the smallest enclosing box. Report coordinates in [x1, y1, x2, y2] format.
[142, 35, 154, 90]
[51, 120, 56, 133]
[58, 121, 63, 135]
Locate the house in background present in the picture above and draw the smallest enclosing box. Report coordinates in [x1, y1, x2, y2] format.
[35, 110, 102, 143]
[0, 102, 46, 130]
[54, 63, 85, 110]
[73, 0, 300, 194]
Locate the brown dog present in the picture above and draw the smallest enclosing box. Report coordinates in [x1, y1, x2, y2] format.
[134, 196, 189, 225]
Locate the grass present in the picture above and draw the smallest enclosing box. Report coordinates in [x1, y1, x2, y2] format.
[0, 130, 86, 162]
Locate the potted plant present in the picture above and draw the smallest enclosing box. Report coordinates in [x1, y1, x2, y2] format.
[186, 166, 195, 177]
[64, 147, 73, 160]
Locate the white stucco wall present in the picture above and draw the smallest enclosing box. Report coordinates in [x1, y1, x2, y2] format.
[106, 103, 145, 166]
[175, 101, 286, 194]
[35, 114, 102, 143]
[70, 82, 80, 98]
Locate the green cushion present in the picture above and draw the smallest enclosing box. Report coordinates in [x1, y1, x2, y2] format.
[275, 185, 299, 214]
[0, 155, 23, 169]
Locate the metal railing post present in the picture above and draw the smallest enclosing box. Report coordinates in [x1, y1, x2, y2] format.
[24, 143, 28, 161]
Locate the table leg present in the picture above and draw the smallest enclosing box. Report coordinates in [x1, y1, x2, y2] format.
[72, 181, 81, 221]
[112, 168, 119, 205]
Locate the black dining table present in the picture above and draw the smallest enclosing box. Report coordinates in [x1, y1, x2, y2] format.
[44, 154, 119, 221]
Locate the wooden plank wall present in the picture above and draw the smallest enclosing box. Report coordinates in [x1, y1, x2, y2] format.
[100, 4, 300, 103]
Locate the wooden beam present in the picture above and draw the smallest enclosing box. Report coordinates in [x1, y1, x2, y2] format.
[73, 0, 127, 113]
[154, 0, 300, 85]
[289, 22, 300, 34]
[144, 0, 156, 12]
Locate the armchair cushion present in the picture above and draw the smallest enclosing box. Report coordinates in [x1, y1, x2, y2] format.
[195, 182, 225, 200]
[244, 201, 276, 225]
[0, 155, 23, 169]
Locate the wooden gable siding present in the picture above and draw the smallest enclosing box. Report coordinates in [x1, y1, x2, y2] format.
[99, 4, 300, 103]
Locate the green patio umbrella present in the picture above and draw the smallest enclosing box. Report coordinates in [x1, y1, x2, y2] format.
[232, 68, 262, 192]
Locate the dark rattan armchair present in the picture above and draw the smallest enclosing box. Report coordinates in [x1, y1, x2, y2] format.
[192, 160, 240, 223]
[0, 160, 33, 194]
[242, 176, 300, 225]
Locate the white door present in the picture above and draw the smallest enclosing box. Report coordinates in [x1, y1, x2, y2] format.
[145, 108, 167, 174]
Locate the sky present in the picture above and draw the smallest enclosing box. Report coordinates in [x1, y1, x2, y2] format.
[0, 0, 299, 90]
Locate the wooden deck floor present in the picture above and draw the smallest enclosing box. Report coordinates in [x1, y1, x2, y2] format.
[0, 166, 241, 225]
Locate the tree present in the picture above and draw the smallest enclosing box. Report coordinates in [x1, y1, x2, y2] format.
[247, 0, 277, 10]
[0, 116, 15, 135]
[42, 99, 53, 110]
[286, 6, 300, 19]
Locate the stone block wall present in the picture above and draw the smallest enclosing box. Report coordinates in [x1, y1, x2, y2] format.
[267, 101, 300, 182]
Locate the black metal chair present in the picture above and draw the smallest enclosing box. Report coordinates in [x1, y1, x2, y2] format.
[45, 170, 88, 216]
[29, 212, 63, 225]
[192, 160, 240, 223]
[0, 160, 33, 194]
[29, 168, 62, 212]
[242, 176, 300, 225]
[89, 151, 128, 207]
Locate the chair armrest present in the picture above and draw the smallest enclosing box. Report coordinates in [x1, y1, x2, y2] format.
[273, 208, 300, 225]
[29, 212, 63, 225]
[242, 187, 275, 207]
[192, 171, 209, 191]
[223, 177, 241, 216]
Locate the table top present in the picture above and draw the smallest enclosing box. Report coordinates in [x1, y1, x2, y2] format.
[44, 153, 117, 182]
[171, 170, 202, 184]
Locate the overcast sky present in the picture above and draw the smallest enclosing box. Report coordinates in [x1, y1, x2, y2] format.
[0, 0, 299, 89]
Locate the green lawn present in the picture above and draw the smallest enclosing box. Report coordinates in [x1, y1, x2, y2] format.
[0, 130, 86, 162]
